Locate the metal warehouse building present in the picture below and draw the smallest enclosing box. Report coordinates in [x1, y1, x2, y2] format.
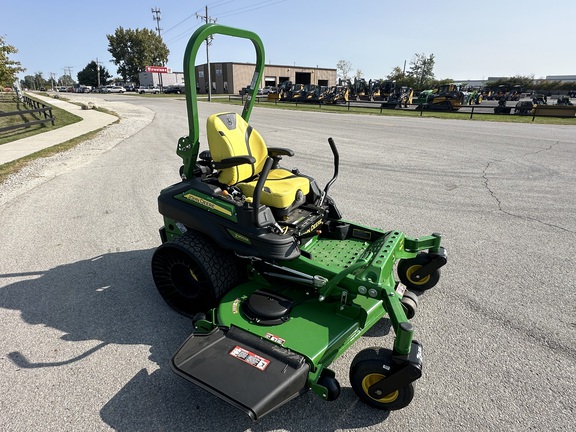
[194, 62, 337, 94]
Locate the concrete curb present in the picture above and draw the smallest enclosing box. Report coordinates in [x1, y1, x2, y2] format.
[0, 93, 118, 166]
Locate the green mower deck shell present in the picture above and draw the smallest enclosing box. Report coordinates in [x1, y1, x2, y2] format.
[214, 227, 435, 371]
[216, 279, 388, 368]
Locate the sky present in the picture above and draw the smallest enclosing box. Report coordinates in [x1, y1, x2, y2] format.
[3, 0, 575, 83]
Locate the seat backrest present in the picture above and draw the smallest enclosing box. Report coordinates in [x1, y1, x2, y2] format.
[207, 112, 268, 185]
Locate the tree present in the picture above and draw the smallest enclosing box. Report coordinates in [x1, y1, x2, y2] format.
[354, 69, 363, 79]
[407, 53, 435, 90]
[21, 75, 36, 90]
[77, 61, 112, 87]
[386, 66, 404, 82]
[0, 36, 26, 88]
[58, 74, 75, 87]
[33, 71, 49, 89]
[386, 66, 416, 88]
[107, 27, 169, 84]
[20, 72, 49, 90]
[336, 60, 353, 81]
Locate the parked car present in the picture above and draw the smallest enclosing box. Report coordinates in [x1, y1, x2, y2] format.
[76, 86, 92, 93]
[138, 85, 160, 94]
[239, 86, 251, 96]
[258, 86, 276, 95]
[164, 84, 185, 94]
[103, 85, 125, 93]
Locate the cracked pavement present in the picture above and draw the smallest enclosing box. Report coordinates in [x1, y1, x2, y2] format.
[482, 141, 574, 233]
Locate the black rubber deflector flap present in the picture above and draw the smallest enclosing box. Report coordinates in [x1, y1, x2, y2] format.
[171, 326, 310, 420]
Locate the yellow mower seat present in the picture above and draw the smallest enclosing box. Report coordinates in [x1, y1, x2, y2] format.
[207, 112, 309, 209]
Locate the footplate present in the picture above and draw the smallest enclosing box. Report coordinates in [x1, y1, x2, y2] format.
[171, 326, 310, 420]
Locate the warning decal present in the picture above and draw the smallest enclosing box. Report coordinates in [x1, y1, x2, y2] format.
[229, 346, 270, 371]
[265, 333, 285, 346]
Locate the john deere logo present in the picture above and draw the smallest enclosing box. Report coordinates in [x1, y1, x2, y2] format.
[183, 193, 232, 216]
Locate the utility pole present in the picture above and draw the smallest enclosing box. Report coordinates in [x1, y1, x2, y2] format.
[63, 67, 73, 86]
[151, 8, 164, 90]
[196, 6, 215, 101]
[96, 58, 103, 88]
[151, 8, 162, 37]
[49, 73, 56, 91]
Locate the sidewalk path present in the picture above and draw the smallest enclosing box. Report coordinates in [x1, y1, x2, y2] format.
[0, 93, 117, 165]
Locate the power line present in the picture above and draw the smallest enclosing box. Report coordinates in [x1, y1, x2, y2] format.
[164, 0, 283, 37]
[206, 0, 235, 11]
[163, 11, 199, 35]
[217, 0, 286, 19]
[161, 1, 231, 37]
[164, 24, 202, 45]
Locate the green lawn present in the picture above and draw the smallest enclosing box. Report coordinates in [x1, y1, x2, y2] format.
[0, 93, 82, 145]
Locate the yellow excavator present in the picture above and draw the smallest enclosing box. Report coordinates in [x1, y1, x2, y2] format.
[418, 83, 464, 111]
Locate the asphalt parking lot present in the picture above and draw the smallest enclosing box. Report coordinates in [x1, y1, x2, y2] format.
[1, 95, 574, 431]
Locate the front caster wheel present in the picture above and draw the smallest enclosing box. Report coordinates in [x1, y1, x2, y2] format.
[398, 253, 440, 291]
[318, 374, 341, 401]
[401, 290, 419, 319]
[349, 347, 415, 410]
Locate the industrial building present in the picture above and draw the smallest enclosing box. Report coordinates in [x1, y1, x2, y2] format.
[139, 62, 337, 94]
[194, 62, 337, 94]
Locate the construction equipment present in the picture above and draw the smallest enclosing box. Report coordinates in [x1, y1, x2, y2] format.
[325, 85, 349, 104]
[417, 83, 464, 111]
[381, 86, 414, 109]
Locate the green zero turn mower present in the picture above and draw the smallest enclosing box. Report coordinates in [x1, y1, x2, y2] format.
[151, 23, 447, 420]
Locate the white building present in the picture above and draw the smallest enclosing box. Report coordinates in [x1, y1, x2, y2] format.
[138, 71, 185, 87]
[545, 75, 576, 83]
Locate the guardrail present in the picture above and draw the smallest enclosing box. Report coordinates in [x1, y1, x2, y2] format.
[0, 96, 55, 133]
[227, 94, 576, 121]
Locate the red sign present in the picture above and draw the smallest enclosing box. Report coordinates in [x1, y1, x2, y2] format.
[145, 66, 169, 73]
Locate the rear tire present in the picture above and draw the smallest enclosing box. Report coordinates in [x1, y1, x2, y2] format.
[151, 230, 243, 317]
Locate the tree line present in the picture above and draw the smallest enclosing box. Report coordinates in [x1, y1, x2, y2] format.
[2, 28, 168, 90]
[2, 32, 574, 92]
[337, 54, 575, 92]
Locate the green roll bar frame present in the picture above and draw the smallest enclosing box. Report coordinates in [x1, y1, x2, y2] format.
[177, 23, 266, 179]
